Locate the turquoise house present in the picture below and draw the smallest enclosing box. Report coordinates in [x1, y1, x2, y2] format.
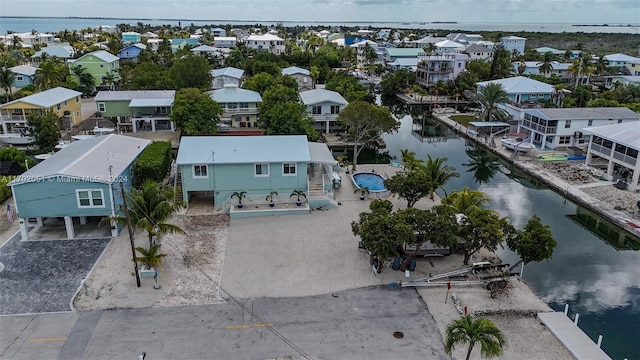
[121, 32, 142, 43]
[175, 135, 339, 218]
[476, 76, 554, 105]
[8, 65, 37, 89]
[9, 134, 151, 240]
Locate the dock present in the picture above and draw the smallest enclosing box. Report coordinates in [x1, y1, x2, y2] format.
[538, 312, 611, 360]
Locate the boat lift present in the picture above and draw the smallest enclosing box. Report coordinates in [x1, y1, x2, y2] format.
[401, 262, 514, 289]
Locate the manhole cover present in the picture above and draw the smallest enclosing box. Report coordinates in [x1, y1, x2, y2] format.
[393, 331, 404, 339]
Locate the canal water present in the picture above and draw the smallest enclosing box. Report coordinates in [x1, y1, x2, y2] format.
[382, 114, 640, 360]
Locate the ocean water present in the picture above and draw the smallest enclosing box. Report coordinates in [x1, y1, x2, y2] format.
[1, 16, 639, 34]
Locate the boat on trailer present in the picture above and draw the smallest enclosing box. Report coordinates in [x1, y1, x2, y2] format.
[500, 136, 536, 153]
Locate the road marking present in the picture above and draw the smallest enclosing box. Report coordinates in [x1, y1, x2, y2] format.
[26, 337, 67, 343]
[227, 323, 273, 329]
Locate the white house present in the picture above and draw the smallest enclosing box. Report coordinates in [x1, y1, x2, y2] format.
[409, 35, 443, 49]
[447, 33, 483, 45]
[518, 107, 640, 150]
[210, 27, 226, 37]
[282, 66, 312, 91]
[501, 36, 526, 55]
[603, 53, 640, 68]
[416, 53, 468, 87]
[434, 40, 466, 54]
[211, 67, 244, 90]
[299, 89, 348, 133]
[213, 37, 237, 48]
[604, 75, 640, 89]
[244, 34, 285, 55]
[191, 45, 224, 59]
[465, 43, 493, 60]
[583, 122, 640, 191]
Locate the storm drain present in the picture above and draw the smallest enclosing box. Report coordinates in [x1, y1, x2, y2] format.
[393, 331, 404, 339]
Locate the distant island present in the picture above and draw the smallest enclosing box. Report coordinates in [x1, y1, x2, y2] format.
[573, 24, 638, 27]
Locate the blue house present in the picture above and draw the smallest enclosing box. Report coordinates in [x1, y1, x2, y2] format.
[476, 76, 554, 105]
[8, 65, 37, 89]
[118, 43, 146, 61]
[121, 32, 142, 43]
[9, 134, 151, 240]
[175, 135, 338, 218]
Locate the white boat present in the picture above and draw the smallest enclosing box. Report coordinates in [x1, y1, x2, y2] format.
[0, 133, 35, 145]
[501, 137, 536, 153]
[71, 126, 116, 141]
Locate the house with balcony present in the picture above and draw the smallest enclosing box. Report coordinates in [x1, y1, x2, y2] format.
[416, 53, 468, 87]
[210, 27, 226, 37]
[244, 34, 285, 55]
[213, 37, 237, 48]
[282, 66, 313, 91]
[9, 134, 151, 240]
[603, 75, 640, 89]
[603, 53, 640, 68]
[191, 45, 224, 59]
[8, 65, 37, 90]
[583, 122, 640, 191]
[299, 89, 348, 134]
[409, 35, 443, 49]
[175, 135, 338, 218]
[2, 32, 55, 47]
[94, 90, 176, 132]
[517, 107, 640, 150]
[208, 85, 262, 128]
[118, 43, 146, 61]
[0, 87, 82, 132]
[501, 36, 526, 55]
[67, 50, 120, 88]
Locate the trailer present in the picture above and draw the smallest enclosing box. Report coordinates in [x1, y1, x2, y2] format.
[401, 262, 514, 294]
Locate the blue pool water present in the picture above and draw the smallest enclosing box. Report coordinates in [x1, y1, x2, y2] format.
[352, 173, 386, 191]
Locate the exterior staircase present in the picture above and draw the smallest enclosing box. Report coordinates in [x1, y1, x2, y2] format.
[174, 169, 183, 203]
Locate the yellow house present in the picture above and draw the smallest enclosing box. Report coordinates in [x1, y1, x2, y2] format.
[0, 87, 83, 132]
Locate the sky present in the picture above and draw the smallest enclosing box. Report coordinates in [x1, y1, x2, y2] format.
[1, 0, 639, 24]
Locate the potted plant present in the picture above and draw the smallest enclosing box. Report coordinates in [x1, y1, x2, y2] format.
[266, 191, 278, 207]
[344, 161, 352, 174]
[231, 191, 247, 208]
[290, 189, 306, 206]
[136, 244, 166, 278]
[354, 187, 369, 200]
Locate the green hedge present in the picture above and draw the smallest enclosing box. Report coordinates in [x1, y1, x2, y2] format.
[0, 176, 15, 203]
[132, 141, 172, 187]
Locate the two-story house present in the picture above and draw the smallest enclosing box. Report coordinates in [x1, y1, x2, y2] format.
[8, 65, 37, 90]
[118, 43, 146, 62]
[299, 89, 348, 133]
[434, 40, 466, 54]
[476, 76, 554, 106]
[67, 50, 120, 88]
[175, 135, 338, 217]
[465, 43, 493, 61]
[501, 36, 526, 55]
[512, 61, 573, 82]
[213, 37, 237, 49]
[208, 85, 262, 128]
[583, 121, 640, 191]
[446, 33, 483, 46]
[211, 67, 244, 90]
[210, 27, 226, 37]
[518, 107, 640, 150]
[416, 53, 468, 87]
[9, 134, 151, 240]
[244, 34, 285, 55]
[384, 48, 424, 71]
[95, 90, 176, 132]
[0, 87, 82, 132]
[282, 66, 313, 91]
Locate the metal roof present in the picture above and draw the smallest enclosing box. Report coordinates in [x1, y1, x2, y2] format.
[603, 53, 639, 62]
[476, 76, 554, 94]
[77, 50, 119, 63]
[191, 45, 218, 52]
[245, 34, 283, 41]
[128, 98, 174, 107]
[95, 90, 175, 102]
[308, 142, 337, 165]
[31, 45, 74, 59]
[583, 120, 640, 150]
[282, 66, 310, 76]
[212, 67, 244, 79]
[469, 121, 510, 127]
[176, 135, 310, 165]
[299, 89, 348, 106]
[9, 65, 37, 76]
[525, 107, 639, 121]
[1, 87, 81, 108]
[208, 85, 262, 103]
[385, 48, 425, 57]
[9, 134, 150, 185]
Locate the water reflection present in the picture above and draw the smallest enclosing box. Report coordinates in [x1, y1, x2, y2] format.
[462, 143, 502, 184]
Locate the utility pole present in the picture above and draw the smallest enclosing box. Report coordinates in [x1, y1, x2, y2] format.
[120, 182, 141, 287]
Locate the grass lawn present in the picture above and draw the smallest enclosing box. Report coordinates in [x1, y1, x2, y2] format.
[449, 114, 477, 126]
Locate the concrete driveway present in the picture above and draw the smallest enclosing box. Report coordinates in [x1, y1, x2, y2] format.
[0, 232, 110, 315]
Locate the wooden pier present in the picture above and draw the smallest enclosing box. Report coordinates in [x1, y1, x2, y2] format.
[537, 312, 611, 360]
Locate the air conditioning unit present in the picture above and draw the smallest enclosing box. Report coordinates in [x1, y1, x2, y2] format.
[574, 131, 583, 138]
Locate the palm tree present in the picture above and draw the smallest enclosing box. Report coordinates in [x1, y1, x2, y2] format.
[107, 180, 186, 247]
[445, 315, 506, 360]
[422, 155, 460, 201]
[537, 53, 554, 77]
[461, 145, 502, 184]
[442, 187, 491, 215]
[476, 82, 509, 122]
[36, 57, 64, 90]
[400, 148, 422, 170]
[102, 71, 117, 90]
[135, 244, 167, 270]
[0, 66, 16, 102]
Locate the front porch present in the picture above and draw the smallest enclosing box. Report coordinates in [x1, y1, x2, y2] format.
[118, 115, 175, 133]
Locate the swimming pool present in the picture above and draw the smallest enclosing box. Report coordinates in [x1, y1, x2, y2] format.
[352, 172, 387, 191]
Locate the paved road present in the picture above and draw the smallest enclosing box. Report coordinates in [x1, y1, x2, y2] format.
[0, 287, 448, 360]
[0, 234, 110, 315]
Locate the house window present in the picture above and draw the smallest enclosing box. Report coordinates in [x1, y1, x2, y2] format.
[618, 119, 623, 123]
[100, 64, 104, 68]
[588, 120, 593, 126]
[255, 163, 269, 176]
[283, 163, 296, 175]
[97, 102, 106, 112]
[16, 75, 23, 81]
[76, 111, 80, 117]
[156, 107, 167, 114]
[303, 77, 308, 83]
[193, 165, 208, 178]
[330, 105, 340, 114]
[76, 96, 80, 102]
[239, 103, 249, 109]
[76, 189, 105, 208]
[564, 120, 571, 128]
[558, 136, 571, 144]
[64, 100, 68, 106]
[56, 104, 61, 110]
[312, 105, 321, 115]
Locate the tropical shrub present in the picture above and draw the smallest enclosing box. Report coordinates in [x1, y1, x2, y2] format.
[132, 141, 172, 186]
